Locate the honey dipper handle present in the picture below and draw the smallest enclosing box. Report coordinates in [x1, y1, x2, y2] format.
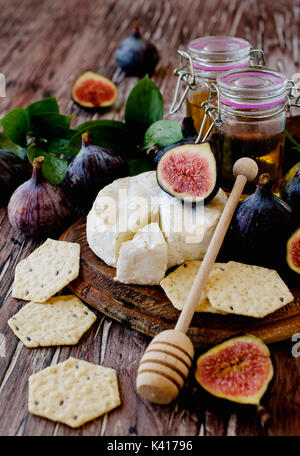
[175, 158, 258, 334]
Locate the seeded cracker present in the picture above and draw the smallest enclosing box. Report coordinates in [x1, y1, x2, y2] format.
[12, 239, 80, 302]
[28, 357, 121, 428]
[8, 295, 96, 347]
[160, 261, 227, 314]
[205, 261, 294, 318]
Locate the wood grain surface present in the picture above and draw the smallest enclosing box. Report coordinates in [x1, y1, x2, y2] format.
[0, 0, 300, 437]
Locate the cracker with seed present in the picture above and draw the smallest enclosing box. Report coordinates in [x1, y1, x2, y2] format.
[205, 261, 294, 318]
[28, 357, 121, 428]
[160, 261, 227, 314]
[8, 295, 96, 347]
[12, 239, 80, 302]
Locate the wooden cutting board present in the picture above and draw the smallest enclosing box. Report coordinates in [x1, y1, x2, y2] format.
[60, 217, 300, 348]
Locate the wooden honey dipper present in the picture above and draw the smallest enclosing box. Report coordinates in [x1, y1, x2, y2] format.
[136, 157, 259, 404]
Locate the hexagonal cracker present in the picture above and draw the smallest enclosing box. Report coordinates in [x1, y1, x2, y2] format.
[8, 295, 97, 347]
[28, 357, 121, 428]
[12, 239, 80, 302]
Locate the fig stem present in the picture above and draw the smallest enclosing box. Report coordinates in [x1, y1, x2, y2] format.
[257, 173, 271, 187]
[32, 156, 44, 185]
[82, 131, 93, 146]
[133, 20, 141, 36]
[33, 156, 44, 167]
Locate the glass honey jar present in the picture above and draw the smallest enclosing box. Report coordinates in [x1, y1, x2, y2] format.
[212, 68, 293, 196]
[169, 36, 265, 141]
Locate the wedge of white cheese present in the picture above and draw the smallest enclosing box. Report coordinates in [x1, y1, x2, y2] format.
[87, 173, 160, 267]
[86, 171, 227, 283]
[115, 223, 168, 285]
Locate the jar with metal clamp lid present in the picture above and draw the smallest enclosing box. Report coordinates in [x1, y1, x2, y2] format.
[169, 36, 265, 141]
[207, 68, 300, 196]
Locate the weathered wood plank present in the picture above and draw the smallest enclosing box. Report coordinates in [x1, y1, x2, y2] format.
[0, 0, 299, 437]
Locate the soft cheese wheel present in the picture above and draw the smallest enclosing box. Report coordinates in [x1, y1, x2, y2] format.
[86, 171, 227, 280]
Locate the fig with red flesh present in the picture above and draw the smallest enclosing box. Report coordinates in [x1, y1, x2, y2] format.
[156, 142, 219, 203]
[152, 139, 195, 168]
[152, 117, 197, 167]
[195, 335, 274, 405]
[287, 228, 300, 274]
[72, 71, 117, 108]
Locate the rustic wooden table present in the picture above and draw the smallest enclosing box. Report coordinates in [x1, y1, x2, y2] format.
[0, 0, 300, 437]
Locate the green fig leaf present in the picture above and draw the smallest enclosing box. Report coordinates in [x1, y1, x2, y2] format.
[29, 113, 74, 140]
[0, 108, 30, 147]
[73, 119, 125, 132]
[66, 120, 130, 154]
[26, 96, 59, 118]
[27, 146, 68, 186]
[46, 137, 75, 157]
[127, 157, 154, 176]
[142, 120, 185, 150]
[125, 75, 164, 144]
[0, 132, 27, 159]
[41, 154, 68, 186]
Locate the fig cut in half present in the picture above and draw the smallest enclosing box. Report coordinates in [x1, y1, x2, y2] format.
[156, 142, 219, 203]
[72, 71, 117, 108]
[287, 227, 300, 274]
[195, 335, 274, 406]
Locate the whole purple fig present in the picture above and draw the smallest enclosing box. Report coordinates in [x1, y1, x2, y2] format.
[65, 131, 128, 209]
[8, 156, 73, 237]
[115, 22, 159, 77]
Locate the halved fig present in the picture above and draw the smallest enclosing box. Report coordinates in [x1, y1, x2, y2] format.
[195, 335, 274, 405]
[287, 227, 300, 274]
[156, 142, 219, 203]
[72, 71, 117, 108]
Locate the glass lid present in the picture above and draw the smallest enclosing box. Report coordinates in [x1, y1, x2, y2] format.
[217, 68, 288, 108]
[188, 36, 251, 70]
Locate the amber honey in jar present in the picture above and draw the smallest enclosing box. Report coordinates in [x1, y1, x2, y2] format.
[215, 68, 289, 196]
[170, 36, 264, 139]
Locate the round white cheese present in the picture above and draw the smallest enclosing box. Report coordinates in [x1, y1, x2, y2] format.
[86, 171, 227, 283]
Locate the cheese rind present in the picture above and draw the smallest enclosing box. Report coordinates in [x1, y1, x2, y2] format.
[116, 223, 168, 285]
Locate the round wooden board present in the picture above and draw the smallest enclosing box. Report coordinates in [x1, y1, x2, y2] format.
[60, 217, 300, 348]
